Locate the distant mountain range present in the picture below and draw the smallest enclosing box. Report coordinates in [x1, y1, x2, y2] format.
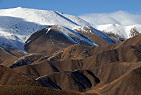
[0, 7, 141, 95]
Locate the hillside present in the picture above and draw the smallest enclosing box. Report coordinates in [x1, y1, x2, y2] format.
[0, 7, 141, 95]
[13, 34, 141, 94]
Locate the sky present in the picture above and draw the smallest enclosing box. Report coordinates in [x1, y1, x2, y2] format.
[0, 0, 141, 16]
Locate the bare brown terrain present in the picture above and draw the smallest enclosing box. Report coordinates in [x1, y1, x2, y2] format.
[0, 26, 141, 95]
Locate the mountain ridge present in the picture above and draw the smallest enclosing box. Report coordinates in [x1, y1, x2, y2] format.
[0, 7, 118, 50]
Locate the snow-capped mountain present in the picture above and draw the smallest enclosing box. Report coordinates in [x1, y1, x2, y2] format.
[96, 24, 141, 39]
[0, 7, 90, 50]
[79, 11, 141, 40]
[0, 7, 117, 50]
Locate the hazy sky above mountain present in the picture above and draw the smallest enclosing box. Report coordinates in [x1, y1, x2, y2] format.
[0, 0, 141, 16]
[79, 11, 141, 25]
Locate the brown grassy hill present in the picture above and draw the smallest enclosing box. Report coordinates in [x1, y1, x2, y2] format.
[98, 64, 141, 95]
[0, 48, 28, 67]
[48, 44, 94, 61]
[47, 34, 141, 61]
[90, 34, 141, 55]
[25, 26, 77, 56]
[36, 62, 141, 93]
[13, 34, 141, 94]
[1, 32, 141, 94]
[0, 49, 17, 66]
[0, 65, 40, 86]
[0, 85, 84, 95]
[48, 44, 141, 68]
[35, 70, 100, 92]
[14, 60, 58, 78]
[15, 61, 141, 93]
[14, 44, 141, 79]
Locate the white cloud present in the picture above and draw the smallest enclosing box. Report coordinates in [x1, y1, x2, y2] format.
[79, 11, 141, 25]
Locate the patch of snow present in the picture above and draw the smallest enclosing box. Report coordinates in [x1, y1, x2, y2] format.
[47, 51, 63, 61]
[26, 40, 31, 44]
[96, 24, 141, 39]
[46, 27, 51, 34]
[13, 53, 33, 64]
[28, 53, 33, 56]
[59, 30, 77, 44]
[47, 57, 55, 61]
[35, 75, 48, 80]
[13, 56, 26, 64]
[73, 26, 92, 33]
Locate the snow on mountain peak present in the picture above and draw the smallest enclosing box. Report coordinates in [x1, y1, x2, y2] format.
[0, 7, 93, 50]
[79, 11, 141, 39]
[0, 7, 91, 28]
[96, 24, 141, 39]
